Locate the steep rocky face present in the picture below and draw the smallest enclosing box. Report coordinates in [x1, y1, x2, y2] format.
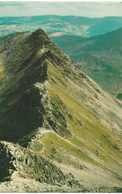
[0, 29, 122, 192]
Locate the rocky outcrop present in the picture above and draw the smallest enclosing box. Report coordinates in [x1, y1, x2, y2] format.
[0, 140, 83, 191]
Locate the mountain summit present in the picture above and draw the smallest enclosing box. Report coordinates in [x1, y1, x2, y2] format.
[0, 29, 122, 192]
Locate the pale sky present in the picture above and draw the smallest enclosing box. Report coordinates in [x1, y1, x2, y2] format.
[0, 1, 122, 17]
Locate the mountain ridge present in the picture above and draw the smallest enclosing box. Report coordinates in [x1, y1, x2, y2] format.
[0, 29, 122, 192]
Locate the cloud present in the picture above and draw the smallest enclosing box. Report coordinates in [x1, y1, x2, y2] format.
[0, 2, 122, 17]
[0, 2, 25, 7]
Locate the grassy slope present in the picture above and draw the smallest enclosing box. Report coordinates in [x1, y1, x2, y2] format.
[29, 46, 122, 188]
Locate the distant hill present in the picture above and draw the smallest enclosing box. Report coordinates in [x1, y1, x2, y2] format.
[51, 28, 122, 99]
[0, 15, 122, 37]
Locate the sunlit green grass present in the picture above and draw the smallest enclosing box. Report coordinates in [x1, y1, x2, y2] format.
[38, 62, 122, 174]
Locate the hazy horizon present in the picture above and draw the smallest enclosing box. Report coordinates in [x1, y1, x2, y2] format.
[0, 14, 122, 19]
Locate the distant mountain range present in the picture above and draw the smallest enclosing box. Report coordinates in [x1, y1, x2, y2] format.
[0, 15, 122, 37]
[51, 28, 122, 99]
[0, 29, 122, 192]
